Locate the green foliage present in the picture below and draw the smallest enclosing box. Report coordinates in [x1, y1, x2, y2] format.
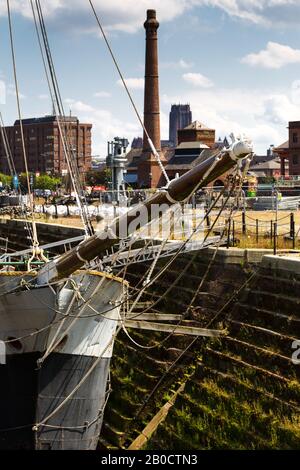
[259, 176, 276, 184]
[86, 168, 111, 186]
[0, 173, 12, 187]
[16, 173, 61, 191]
[34, 174, 61, 190]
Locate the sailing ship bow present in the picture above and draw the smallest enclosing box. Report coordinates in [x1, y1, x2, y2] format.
[37, 137, 253, 285]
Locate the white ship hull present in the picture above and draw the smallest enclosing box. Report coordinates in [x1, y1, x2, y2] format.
[0, 271, 125, 450]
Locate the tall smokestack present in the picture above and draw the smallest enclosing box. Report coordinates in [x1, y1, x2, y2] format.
[143, 9, 161, 153]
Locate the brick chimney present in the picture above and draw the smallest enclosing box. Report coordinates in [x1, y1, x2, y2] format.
[138, 9, 165, 188]
[143, 9, 161, 153]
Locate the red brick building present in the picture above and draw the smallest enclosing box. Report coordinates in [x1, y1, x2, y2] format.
[177, 121, 215, 147]
[274, 121, 300, 176]
[0, 115, 92, 175]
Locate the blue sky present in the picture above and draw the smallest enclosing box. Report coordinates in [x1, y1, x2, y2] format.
[1, 0, 300, 156]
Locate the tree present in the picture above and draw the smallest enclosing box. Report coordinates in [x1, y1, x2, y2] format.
[259, 176, 276, 184]
[17, 173, 61, 192]
[85, 168, 111, 186]
[34, 175, 61, 191]
[0, 173, 12, 188]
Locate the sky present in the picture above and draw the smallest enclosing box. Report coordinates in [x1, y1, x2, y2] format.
[1, 0, 300, 157]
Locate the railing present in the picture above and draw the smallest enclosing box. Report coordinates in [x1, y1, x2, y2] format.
[225, 211, 297, 254]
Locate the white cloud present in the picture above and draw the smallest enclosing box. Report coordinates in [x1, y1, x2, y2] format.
[117, 78, 144, 90]
[0, 0, 191, 34]
[162, 85, 297, 153]
[64, 98, 75, 105]
[161, 59, 194, 69]
[94, 91, 111, 98]
[3, 0, 300, 34]
[241, 42, 300, 69]
[64, 98, 140, 156]
[259, 94, 300, 125]
[7, 84, 26, 100]
[199, 1, 300, 27]
[291, 80, 300, 105]
[38, 94, 49, 100]
[183, 72, 214, 88]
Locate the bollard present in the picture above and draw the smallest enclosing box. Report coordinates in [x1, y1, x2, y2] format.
[205, 208, 211, 228]
[256, 219, 259, 244]
[290, 213, 294, 238]
[292, 219, 296, 250]
[232, 220, 235, 247]
[270, 220, 273, 242]
[273, 222, 277, 255]
[242, 210, 246, 235]
[227, 218, 231, 249]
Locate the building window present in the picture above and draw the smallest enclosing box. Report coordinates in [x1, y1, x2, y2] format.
[293, 132, 298, 143]
[293, 154, 299, 165]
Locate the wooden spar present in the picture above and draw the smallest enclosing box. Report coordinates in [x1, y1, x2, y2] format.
[123, 320, 226, 337]
[36, 140, 252, 284]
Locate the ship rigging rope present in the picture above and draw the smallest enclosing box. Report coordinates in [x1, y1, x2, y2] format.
[133, 161, 260, 413]
[19, 194, 219, 325]
[130, 158, 252, 317]
[118, 185, 234, 350]
[37, 274, 108, 367]
[33, 0, 94, 236]
[0, 163, 247, 357]
[0, 176, 227, 320]
[6, 0, 38, 248]
[0, 189, 228, 354]
[59, 186, 233, 354]
[122, 153, 228, 315]
[0, 112, 35, 245]
[88, 0, 169, 184]
[30, 0, 93, 237]
[0, 112, 16, 177]
[33, 323, 123, 431]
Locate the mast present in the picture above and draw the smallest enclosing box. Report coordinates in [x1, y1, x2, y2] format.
[37, 138, 252, 285]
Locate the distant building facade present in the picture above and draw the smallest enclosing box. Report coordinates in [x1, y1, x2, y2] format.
[274, 121, 300, 176]
[177, 121, 215, 147]
[169, 104, 192, 146]
[131, 137, 143, 149]
[0, 115, 92, 175]
[126, 120, 224, 186]
[249, 159, 281, 179]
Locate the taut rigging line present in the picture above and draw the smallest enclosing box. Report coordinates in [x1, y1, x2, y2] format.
[30, 0, 94, 237]
[6, 0, 41, 253]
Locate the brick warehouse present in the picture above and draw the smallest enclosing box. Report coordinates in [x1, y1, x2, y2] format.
[0, 115, 92, 175]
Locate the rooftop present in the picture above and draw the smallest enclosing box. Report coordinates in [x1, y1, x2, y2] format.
[273, 141, 289, 151]
[14, 115, 80, 126]
[182, 120, 214, 131]
[250, 160, 281, 170]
